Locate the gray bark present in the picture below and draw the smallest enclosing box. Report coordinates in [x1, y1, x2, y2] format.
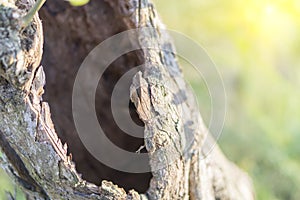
[0, 0, 254, 199]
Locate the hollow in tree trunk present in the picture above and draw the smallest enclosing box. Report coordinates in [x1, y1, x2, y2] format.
[0, 0, 254, 199]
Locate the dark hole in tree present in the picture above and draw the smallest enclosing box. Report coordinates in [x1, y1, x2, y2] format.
[40, 0, 152, 193]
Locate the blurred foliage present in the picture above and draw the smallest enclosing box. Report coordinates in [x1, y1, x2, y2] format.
[153, 0, 300, 199]
[0, 152, 25, 200]
[0, 0, 299, 199]
[68, 0, 90, 7]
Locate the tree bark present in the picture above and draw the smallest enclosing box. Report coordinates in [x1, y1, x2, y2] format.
[0, 0, 254, 199]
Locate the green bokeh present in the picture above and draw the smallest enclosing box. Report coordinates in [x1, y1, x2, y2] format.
[0, 152, 25, 200]
[153, 0, 300, 199]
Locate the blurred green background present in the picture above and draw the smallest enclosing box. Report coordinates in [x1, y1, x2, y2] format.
[1, 0, 299, 199]
[153, 0, 300, 199]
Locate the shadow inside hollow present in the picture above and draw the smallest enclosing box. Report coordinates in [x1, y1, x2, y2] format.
[40, 0, 152, 193]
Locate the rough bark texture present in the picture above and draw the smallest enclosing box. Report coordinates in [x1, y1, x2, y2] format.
[0, 0, 254, 199]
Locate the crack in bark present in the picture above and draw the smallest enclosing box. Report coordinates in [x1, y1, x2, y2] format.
[0, 129, 49, 199]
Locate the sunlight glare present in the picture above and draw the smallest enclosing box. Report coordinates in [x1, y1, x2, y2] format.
[265, 4, 275, 15]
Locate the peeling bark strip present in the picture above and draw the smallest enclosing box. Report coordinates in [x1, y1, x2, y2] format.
[0, 0, 254, 200]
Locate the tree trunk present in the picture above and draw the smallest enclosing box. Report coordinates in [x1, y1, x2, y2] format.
[0, 0, 254, 199]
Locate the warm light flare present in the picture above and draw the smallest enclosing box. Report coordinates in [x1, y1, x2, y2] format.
[242, 1, 297, 46]
[265, 4, 275, 15]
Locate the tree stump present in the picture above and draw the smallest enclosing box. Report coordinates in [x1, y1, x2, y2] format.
[0, 0, 254, 199]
